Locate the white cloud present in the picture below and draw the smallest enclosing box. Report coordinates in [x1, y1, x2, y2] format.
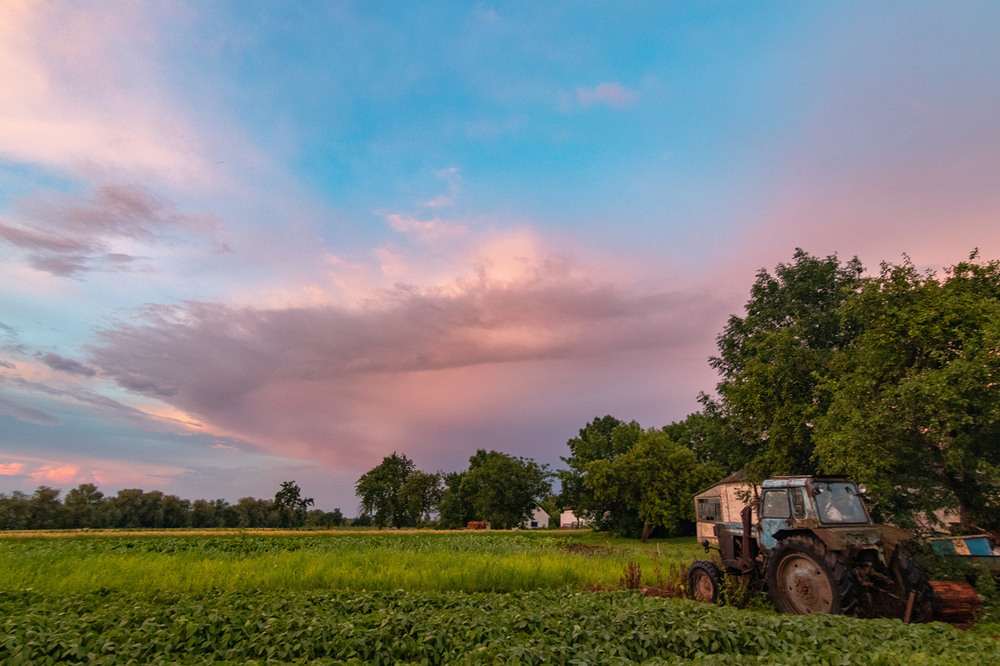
[0, 1, 240, 190]
[576, 82, 640, 109]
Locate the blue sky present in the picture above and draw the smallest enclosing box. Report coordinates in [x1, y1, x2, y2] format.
[1, 1, 999, 513]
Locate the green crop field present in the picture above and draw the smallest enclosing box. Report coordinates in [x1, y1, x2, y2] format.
[0, 530, 700, 594]
[1, 530, 997, 664]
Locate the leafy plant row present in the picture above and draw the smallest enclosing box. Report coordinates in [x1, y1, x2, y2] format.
[1, 588, 997, 665]
[0, 532, 563, 557]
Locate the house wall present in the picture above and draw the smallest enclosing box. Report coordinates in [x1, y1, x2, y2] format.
[522, 506, 550, 529]
[915, 507, 961, 533]
[559, 510, 591, 528]
[694, 482, 757, 543]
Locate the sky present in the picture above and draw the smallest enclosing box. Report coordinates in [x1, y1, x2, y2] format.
[1, 1, 999, 514]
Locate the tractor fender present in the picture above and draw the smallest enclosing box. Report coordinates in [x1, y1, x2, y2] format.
[771, 528, 846, 554]
[772, 527, 896, 562]
[872, 524, 913, 562]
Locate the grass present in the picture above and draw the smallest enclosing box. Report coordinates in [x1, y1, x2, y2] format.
[0, 529, 704, 595]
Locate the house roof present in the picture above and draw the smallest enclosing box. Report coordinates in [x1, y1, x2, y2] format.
[717, 470, 746, 485]
[693, 470, 748, 497]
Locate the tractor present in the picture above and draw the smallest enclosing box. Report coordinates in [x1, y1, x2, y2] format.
[687, 476, 939, 621]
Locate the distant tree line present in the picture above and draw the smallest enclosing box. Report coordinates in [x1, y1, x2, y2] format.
[352, 425, 725, 541]
[355, 449, 552, 530]
[0, 480, 341, 530]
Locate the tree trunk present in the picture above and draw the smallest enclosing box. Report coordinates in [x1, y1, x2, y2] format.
[640, 522, 654, 543]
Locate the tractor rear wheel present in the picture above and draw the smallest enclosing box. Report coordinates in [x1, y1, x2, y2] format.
[765, 534, 857, 615]
[687, 560, 723, 604]
[889, 546, 934, 622]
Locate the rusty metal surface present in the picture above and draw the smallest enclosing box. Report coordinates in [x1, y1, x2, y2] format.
[693, 473, 963, 622]
[930, 581, 981, 626]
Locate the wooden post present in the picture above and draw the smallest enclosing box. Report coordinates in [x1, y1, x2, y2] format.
[903, 590, 916, 624]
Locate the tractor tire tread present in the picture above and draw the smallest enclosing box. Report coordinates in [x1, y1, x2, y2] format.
[687, 560, 724, 604]
[765, 533, 858, 615]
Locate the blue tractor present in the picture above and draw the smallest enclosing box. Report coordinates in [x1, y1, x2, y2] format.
[687, 476, 935, 621]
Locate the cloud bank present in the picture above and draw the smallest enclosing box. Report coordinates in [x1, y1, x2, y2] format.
[89, 234, 722, 469]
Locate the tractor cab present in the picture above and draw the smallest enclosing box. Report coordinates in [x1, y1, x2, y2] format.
[757, 476, 875, 551]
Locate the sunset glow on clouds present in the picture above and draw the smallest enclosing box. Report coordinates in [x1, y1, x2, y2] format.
[1, 1, 999, 511]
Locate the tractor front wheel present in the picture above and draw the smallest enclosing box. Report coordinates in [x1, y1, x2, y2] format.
[687, 560, 723, 604]
[765, 534, 857, 615]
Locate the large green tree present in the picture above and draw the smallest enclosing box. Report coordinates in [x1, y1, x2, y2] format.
[231, 497, 274, 528]
[28, 486, 64, 529]
[0, 491, 31, 530]
[814, 255, 1000, 529]
[63, 483, 107, 528]
[559, 416, 643, 534]
[355, 452, 417, 528]
[709, 249, 864, 481]
[437, 471, 474, 529]
[663, 405, 745, 474]
[273, 480, 314, 527]
[587, 429, 721, 541]
[111, 489, 165, 528]
[189, 498, 220, 528]
[455, 449, 551, 529]
[399, 471, 442, 527]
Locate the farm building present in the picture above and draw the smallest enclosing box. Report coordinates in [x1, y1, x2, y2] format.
[522, 506, 550, 529]
[559, 509, 592, 529]
[693, 471, 758, 543]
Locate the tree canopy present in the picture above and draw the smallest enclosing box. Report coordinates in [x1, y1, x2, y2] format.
[273, 480, 314, 527]
[354, 452, 419, 528]
[559, 416, 643, 534]
[438, 450, 551, 529]
[814, 254, 1000, 528]
[559, 415, 724, 538]
[708, 249, 864, 481]
[0, 481, 340, 530]
[710, 249, 1000, 530]
[587, 428, 721, 541]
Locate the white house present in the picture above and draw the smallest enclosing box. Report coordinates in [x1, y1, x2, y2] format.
[559, 509, 592, 529]
[522, 506, 550, 529]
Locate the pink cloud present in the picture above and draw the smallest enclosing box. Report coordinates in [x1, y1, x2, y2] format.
[0, 462, 24, 476]
[0, 183, 225, 276]
[577, 82, 640, 109]
[1, 455, 187, 490]
[30, 464, 78, 484]
[88, 236, 725, 471]
[0, 1, 240, 189]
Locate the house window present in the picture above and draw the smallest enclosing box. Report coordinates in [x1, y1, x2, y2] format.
[530, 521, 538, 528]
[696, 497, 722, 522]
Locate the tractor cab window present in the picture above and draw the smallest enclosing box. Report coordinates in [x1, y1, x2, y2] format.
[790, 488, 807, 518]
[761, 490, 791, 519]
[813, 482, 868, 524]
